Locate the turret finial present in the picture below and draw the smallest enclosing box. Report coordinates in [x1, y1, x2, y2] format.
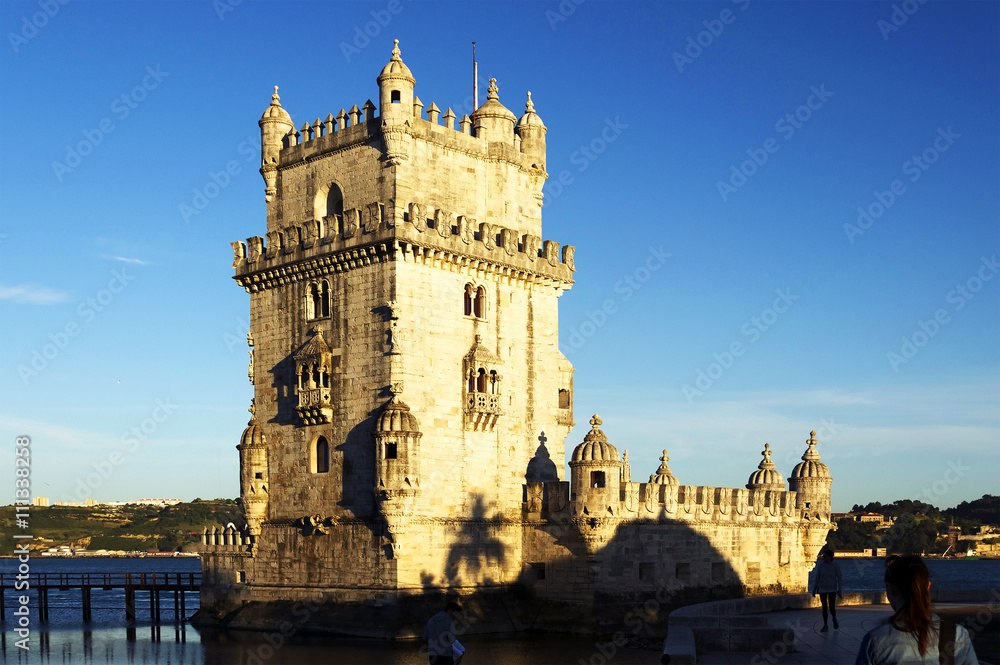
[758, 443, 777, 470]
[391, 39, 401, 59]
[802, 431, 821, 460]
[525, 91, 535, 112]
[487, 78, 499, 101]
[589, 414, 602, 428]
[271, 86, 281, 106]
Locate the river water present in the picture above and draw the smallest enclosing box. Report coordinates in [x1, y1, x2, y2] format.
[2, 556, 997, 664]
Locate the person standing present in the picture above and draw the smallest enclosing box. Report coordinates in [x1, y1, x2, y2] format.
[423, 601, 462, 665]
[812, 547, 843, 631]
[856, 555, 979, 664]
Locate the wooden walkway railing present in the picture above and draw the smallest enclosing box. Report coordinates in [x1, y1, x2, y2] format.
[0, 571, 201, 622]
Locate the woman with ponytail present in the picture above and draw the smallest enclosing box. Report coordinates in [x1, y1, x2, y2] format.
[855, 555, 979, 664]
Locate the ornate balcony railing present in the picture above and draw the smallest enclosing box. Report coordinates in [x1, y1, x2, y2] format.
[465, 391, 501, 432]
[297, 388, 333, 425]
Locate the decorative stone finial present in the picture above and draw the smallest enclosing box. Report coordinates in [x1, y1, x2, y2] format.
[802, 431, 821, 460]
[622, 450, 629, 462]
[271, 86, 281, 106]
[487, 78, 499, 101]
[590, 414, 602, 428]
[474, 334, 483, 344]
[248, 399, 255, 417]
[657, 450, 672, 473]
[392, 39, 401, 58]
[758, 443, 777, 470]
[525, 91, 535, 112]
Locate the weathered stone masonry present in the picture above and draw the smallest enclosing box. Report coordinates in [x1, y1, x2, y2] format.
[198, 41, 833, 637]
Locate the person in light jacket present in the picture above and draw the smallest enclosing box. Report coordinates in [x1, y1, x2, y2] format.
[812, 547, 843, 631]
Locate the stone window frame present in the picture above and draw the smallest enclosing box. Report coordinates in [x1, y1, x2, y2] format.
[306, 279, 331, 320]
[310, 435, 330, 474]
[463, 282, 487, 320]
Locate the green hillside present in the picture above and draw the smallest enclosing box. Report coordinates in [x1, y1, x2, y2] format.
[0, 499, 244, 553]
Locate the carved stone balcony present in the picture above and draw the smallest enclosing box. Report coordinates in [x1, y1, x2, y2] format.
[465, 391, 501, 432]
[297, 388, 333, 425]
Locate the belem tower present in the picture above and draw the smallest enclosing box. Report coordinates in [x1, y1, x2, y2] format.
[196, 41, 834, 636]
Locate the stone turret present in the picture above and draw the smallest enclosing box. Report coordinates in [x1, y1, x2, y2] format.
[377, 39, 414, 164]
[747, 443, 786, 492]
[787, 431, 832, 521]
[236, 401, 268, 536]
[569, 415, 622, 516]
[258, 86, 294, 203]
[515, 91, 546, 170]
[374, 394, 422, 556]
[474, 78, 516, 145]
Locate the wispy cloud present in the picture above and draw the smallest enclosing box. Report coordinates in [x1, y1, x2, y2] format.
[0, 283, 70, 305]
[102, 255, 149, 265]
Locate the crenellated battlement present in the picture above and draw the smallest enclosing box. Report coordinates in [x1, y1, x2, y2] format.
[525, 480, 804, 524]
[230, 198, 575, 290]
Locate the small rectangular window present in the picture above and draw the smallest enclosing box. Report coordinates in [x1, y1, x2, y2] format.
[391, 90, 401, 103]
[639, 562, 655, 582]
[590, 471, 605, 488]
[711, 562, 725, 582]
[254, 472, 263, 480]
[385, 443, 398, 459]
[238, 571, 247, 583]
[530, 562, 546, 581]
[676, 562, 691, 583]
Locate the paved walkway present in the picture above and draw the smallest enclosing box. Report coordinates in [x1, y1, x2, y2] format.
[697, 603, 995, 665]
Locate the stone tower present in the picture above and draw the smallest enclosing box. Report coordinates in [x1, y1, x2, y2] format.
[200, 41, 833, 637]
[210, 40, 577, 622]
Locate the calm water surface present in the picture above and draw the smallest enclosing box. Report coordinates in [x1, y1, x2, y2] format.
[2, 557, 997, 664]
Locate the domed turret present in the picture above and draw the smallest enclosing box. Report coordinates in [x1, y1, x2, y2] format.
[473, 78, 516, 145]
[377, 39, 415, 124]
[790, 431, 831, 479]
[648, 449, 678, 486]
[257, 86, 295, 202]
[569, 415, 623, 515]
[236, 402, 269, 535]
[515, 91, 547, 170]
[377, 395, 421, 434]
[374, 395, 422, 500]
[258, 86, 295, 203]
[571, 414, 620, 462]
[747, 443, 786, 491]
[787, 431, 833, 521]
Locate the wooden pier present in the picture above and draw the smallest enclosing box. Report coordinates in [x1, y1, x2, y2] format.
[0, 571, 200, 623]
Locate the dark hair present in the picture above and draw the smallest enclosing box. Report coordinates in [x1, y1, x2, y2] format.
[446, 601, 462, 613]
[884, 555, 933, 655]
[821, 548, 835, 558]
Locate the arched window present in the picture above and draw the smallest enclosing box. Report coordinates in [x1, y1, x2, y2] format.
[474, 287, 486, 319]
[314, 437, 330, 474]
[489, 370, 499, 394]
[476, 368, 487, 393]
[464, 284, 473, 317]
[319, 281, 330, 318]
[326, 185, 344, 218]
[307, 280, 330, 320]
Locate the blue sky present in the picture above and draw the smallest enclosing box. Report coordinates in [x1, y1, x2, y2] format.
[1, 1, 996, 512]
